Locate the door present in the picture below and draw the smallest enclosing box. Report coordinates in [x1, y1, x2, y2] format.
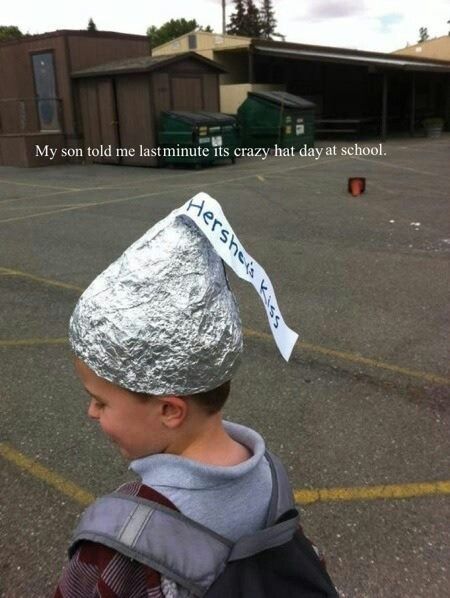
[96, 79, 120, 164]
[115, 75, 156, 166]
[78, 78, 119, 164]
[171, 77, 203, 111]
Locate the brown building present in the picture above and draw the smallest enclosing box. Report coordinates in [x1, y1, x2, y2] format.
[393, 36, 450, 61]
[72, 53, 225, 167]
[154, 32, 450, 137]
[0, 30, 149, 166]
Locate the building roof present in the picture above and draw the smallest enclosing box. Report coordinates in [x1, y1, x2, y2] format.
[392, 35, 450, 61]
[216, 38, 450, 73]
[71, 52, 226, 78]
[152, 29, 251, 52]
[0, 29, 148, 47]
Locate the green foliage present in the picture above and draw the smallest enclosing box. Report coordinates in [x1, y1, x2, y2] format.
[259, 0, 277, 39]
[147, 19, 212, 49]
[87, 18, 97, 32]
[418, 27, 429, 42]
[0, 25, 23, 42]
[227, 0, 278, 39]
[245, 0, 261, 36]
[227, 0, 247, 35]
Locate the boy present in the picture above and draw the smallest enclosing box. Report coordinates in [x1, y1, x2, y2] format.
[55, 196, 335, 597]
[55, 204, 274, 597]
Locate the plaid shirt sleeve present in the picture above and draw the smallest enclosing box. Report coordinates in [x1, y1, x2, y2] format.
[54, 482, 179, 598]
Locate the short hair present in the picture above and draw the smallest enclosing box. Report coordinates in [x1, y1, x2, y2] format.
[135, 380, 231, 415]
[186, 380, 231, 415]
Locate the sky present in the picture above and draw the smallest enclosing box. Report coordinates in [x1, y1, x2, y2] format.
[2, 0, 449, 53]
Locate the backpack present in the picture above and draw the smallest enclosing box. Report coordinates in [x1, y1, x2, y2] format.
[69, 451, 339, 597]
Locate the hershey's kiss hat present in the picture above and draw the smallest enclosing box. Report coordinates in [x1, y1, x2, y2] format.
[69, 211, 243, 395]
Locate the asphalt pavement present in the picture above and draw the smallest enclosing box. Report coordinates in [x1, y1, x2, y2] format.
[0, 136, 449, 597]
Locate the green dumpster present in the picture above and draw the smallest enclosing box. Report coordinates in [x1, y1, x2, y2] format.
[158, 111, 238, 167]
[237, 91, 315, 150]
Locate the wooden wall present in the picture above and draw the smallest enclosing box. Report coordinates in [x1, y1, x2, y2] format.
[76, 56, 221, 167]
[0, 31, 149, 165]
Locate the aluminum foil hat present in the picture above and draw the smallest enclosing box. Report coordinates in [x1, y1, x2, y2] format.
[69, 210, 243, 395]
[70, 192, 298, 396]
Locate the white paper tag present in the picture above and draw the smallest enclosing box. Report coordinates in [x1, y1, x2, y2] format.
[174, 192, 299, 361]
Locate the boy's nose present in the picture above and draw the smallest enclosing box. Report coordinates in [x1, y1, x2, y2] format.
[88, 399, 100, 420]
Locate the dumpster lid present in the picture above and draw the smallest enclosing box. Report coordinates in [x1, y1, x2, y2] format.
[248, 91, 315, 109]
[162, 111, 236, 126]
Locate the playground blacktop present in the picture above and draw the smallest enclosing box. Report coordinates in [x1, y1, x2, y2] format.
[0, 136, 449, 597]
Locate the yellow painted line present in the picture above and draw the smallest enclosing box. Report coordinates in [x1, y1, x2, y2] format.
[0, 267, 84, 292]
[0, 442, 95, 506]
[244, 327, 450, 386]
[1, 269, 447, 386]
[294, 481, 450, 505]
[0, 156, 347, 225]
[1, 441, 449, 507]
[0, 189, 77, 206]
[298, 340, 450, 386]
[1, 202, 92, 211]
[0, 188, 183, 223]
[353, 156, 438, 177]
[0, 203, 102, 224]
[0, 337, 68, 347]
[0, 177, 81, 192]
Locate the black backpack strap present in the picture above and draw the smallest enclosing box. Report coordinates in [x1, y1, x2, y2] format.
[228, 510, 299, 561]
[69, 492, 233, 597]
[264, 450, 296, 525]
[227, 451, 299, 561]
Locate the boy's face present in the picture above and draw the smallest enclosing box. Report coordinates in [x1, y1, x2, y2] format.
[74, 357, 170, 460]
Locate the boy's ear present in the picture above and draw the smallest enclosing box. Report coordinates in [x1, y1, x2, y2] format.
[159, 395, 189, 429]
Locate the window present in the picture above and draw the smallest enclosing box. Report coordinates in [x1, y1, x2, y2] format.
[31, 52, 60, 131]
[188, 35, 197, 50]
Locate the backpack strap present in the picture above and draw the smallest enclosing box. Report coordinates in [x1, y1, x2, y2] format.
[69, 492, 232, 597]
[69, 451, 298, 596]
[264, 450, 296, 525]
[225, 451, 298, 562]
[228, 510, 299, 561]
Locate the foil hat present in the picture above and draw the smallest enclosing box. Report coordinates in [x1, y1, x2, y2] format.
[69, 211, 243, 395]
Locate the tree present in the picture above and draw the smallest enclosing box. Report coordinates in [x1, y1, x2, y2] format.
[245, 0, 261, 37]
[418, 27, 429, 42]
[147, 19, 212, 49]
[0, 25, 23, 42]
[227, 0, 261, 37]
[227, 0, 246, 35]
[259, 0, 277, 39]
[87, 18, 97, 32]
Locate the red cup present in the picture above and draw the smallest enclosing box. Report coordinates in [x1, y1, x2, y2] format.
[348, 177, 366, 196]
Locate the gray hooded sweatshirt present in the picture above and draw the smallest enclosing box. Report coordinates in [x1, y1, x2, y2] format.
[129, 421, 273, 542]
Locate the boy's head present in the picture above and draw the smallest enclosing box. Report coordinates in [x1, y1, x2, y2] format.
[75, 356, 231, 460]
[69, 205, 242, 460]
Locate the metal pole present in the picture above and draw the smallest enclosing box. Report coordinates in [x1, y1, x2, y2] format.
[222, 0, 226, 34]
[409, 72, 416, 136]
[381, 72, 388, 141]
